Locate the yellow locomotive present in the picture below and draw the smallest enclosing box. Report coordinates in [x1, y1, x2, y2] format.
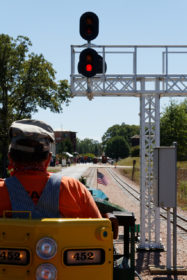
[0, 211, 136, 280]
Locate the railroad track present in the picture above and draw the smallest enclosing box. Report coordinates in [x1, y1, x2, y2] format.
[85, 166, 97, 187]
[105, 167, 187, 235]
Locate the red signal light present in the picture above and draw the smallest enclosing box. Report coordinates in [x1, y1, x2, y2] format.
[86, 64, 92, 72]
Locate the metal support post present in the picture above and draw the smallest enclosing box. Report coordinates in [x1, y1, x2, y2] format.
[133, 47, 137, 92]
[173, 142, 177, 270]
[154, 95, 161, 246]
[139, 93, 162, 250]
[70, 46, 75, 95]
[173, 206, 177, 269]
[87, 78, 94, 100]
[167, 207, 171, 269]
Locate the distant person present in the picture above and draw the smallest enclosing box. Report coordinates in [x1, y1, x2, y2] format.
[0, 119, 101, 219]
[67, 158, 71, 166]
[61, 157, 67, 167]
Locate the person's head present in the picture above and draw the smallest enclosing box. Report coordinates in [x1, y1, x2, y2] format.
[8, 119, 55, 167]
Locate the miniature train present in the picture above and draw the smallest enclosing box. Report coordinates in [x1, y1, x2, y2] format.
[0, 212, 136, 280]
[0, 190, 137, 280]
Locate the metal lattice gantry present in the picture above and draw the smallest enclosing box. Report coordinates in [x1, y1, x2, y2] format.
[71, 45, 187, 98]
[70, 44, 187, 249]
[139, 95, 161, 249]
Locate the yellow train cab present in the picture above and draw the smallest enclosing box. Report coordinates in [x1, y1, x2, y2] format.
[0, 216, 113, 280]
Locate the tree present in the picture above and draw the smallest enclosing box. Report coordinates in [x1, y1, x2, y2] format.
[76, 138, 102, 156]
[0, 34, 71, 176]
[105, 136, 130, 161]
[56, 139, 73, 154]
[160, 99, 187, 160]
[102, 123, 139, 148]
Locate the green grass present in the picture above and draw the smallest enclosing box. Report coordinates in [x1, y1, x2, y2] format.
[177, 161, 187, 168]
[178, 181, 187, 210]
[117, 157, 140, 185]
[117, 157, 140, 167]
[47, 166, 62, 173]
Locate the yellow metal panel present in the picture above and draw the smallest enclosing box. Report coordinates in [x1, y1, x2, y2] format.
[0, 218, 113, 280]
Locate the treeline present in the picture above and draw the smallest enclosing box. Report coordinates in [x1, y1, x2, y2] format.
[77, 99, 187, 161]
[76, 138, 102, 157]
[77, 123, 139, 160]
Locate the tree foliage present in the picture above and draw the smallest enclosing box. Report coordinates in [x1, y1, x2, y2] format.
[105, 136, 130, 160]
[56, 139, 73, 154]
[0, 34, 71, 176]
[160, 99, 187, 160]
[131, 145, 140, 157]
[102, 123, 139, 147]
[76, 138, 102, 156]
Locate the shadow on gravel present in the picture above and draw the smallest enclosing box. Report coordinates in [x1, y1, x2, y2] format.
[136, 251, 161, 274]
[136, 252, 181, 280]
[153, 277, 180, 280]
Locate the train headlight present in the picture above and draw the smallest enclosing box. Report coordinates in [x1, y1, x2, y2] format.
[36, 263, 57, 280]
[36, 238, 57, 260]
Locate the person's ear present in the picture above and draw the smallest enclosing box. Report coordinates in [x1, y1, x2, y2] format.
[45, 153, 52, 168]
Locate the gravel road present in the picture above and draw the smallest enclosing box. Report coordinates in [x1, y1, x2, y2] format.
[83, 165, 187, 280]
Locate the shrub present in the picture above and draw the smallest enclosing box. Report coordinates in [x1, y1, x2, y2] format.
[131, 146, 140, 157]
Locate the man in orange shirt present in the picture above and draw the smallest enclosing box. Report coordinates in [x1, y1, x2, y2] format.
[0, 119, 101, 219]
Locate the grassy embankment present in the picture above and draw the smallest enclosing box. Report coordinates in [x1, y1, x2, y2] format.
[47, 166, 62, 173]
[117, 157, 187, 210]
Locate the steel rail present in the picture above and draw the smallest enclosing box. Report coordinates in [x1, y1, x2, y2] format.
[105, 167, 187, 234]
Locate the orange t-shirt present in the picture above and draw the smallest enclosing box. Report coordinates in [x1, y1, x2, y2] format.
[0, 171, 101, 218]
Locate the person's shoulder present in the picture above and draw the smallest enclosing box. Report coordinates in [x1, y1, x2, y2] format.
[61, 176, 85, 188]
[62, 176, 79, 183]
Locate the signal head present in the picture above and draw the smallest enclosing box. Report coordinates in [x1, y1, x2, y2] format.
[78, 48, 98, 77]
[80, 12, 99, 41]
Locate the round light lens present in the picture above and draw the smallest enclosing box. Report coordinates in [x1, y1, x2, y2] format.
[36, 263, 57, 280]
[86, 64, 92, 72]
[36, 238, 57, 260]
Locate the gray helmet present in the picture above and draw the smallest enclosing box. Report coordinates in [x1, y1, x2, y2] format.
[9, 119, 55, 153]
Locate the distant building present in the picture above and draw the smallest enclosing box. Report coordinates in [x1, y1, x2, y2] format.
[131, 135, 140, 146]
[54, 130, 77, 153]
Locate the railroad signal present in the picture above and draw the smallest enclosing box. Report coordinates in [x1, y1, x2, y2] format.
[80, 12, 99, 42]
[78, 12, 107, 78]
[97, 54, 107, 74]
[78, 48, 98, 78]
[78, 48, 107, 78]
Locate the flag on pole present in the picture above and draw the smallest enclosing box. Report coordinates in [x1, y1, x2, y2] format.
[97, 171, 108, 186]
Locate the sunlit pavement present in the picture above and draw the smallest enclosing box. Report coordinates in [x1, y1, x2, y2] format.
[58, 164, 91, 179]
[52, 163, 131, 179]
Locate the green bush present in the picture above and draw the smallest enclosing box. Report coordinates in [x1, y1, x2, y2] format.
[131, 146, 140, 157]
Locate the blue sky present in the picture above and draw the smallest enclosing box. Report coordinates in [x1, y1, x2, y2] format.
[1, 0, 186, 141]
